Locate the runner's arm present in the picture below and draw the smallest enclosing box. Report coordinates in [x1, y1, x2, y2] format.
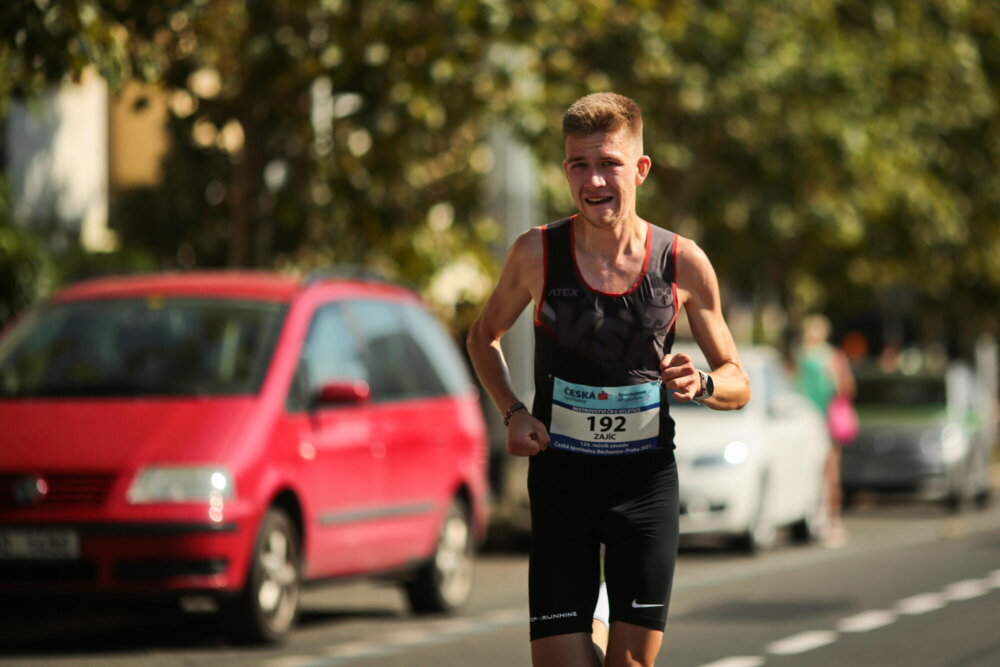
[661, 237, 751, 410]
[466, 230, 550, 455]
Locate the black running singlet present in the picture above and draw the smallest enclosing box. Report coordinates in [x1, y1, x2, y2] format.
[526, 216, 682, 640]
[532, 216, 680, 454]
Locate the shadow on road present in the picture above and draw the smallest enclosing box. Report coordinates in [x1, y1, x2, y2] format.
[297, 606, 401, 628]
[0, 601, 229, 656]
[0, 595, 411, 657]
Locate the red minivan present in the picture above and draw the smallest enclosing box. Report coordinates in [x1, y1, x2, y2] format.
[0, 272, 489, 642]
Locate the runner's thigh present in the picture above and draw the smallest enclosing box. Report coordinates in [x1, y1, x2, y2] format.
[528, 455, 603, 641]
[601, 458, 679, 630]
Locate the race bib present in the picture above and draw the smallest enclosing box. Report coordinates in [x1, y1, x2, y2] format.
[549, 378, 661, 456]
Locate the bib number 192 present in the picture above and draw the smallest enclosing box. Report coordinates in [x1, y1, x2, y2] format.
[587, 415, 626, 433]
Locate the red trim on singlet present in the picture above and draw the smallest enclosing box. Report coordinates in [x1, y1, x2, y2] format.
[533, 225, 549, 327]
[569, 216, 652, 298]
[667, 233, 681, 333]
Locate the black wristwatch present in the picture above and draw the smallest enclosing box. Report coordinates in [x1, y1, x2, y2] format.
[693, 370, 714, 404]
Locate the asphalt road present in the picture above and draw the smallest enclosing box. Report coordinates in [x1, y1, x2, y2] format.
[2, 496, 1000, 667]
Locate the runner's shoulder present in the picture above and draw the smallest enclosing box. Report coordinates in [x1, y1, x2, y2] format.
[508, 226, 546, 265]
[675, 235, 714, 274]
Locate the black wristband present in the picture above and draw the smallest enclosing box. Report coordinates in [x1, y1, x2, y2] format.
[503, 401, 527, 426]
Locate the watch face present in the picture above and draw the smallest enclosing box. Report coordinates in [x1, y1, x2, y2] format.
[695, 370, 712, 400]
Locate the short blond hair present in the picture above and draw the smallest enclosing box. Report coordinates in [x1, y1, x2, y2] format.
[562, 92, 643, 149]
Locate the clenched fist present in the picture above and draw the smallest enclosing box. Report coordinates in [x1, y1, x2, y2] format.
[506, 410, 550, 456]
[659, 353, 702, 402]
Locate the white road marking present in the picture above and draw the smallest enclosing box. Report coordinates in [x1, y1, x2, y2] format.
[697, 657, 766, 667]
[425, 617, 480, 635]
[321, 641, 386, 658]
[379, 628, 434, 646]
[767, 630, 838, 655]
[837, 609, 896, 633]
[944, 578, 990, 601]
[260, 657, 320, 667]
[480, 607, 527, 625]
[895, 592, 946, 615]
[296, 608, 529, 665]
[987, 568, 1000, 589]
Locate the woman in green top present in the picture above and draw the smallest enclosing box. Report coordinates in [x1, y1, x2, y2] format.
[796, 314, 856, 547]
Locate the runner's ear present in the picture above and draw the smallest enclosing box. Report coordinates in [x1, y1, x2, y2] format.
[636, 155, 651, 185]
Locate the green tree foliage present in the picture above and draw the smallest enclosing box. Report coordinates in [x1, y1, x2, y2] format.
[2, 1, 999, 346]
[0, 177, 52, 325]
[506, 1, 1000, 345]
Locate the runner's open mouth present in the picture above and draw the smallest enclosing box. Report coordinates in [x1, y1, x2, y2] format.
[585, 196, 613, 204]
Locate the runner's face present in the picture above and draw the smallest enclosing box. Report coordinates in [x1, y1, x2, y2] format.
[563, 129, 650, 230]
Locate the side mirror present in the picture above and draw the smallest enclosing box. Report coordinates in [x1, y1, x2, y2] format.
[315, 380, 371, 407]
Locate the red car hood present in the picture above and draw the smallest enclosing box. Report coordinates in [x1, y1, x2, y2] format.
[0, 398, 258, 471]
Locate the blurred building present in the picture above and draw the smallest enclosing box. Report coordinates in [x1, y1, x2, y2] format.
[4, 72, 169, 251]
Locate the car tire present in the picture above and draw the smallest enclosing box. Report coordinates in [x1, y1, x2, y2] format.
[973, 485, 993, 510]
[404, 497, 474, 614]
[224, 508, 301, 644]
[790, 485, 826, 544]
[732, 479, 776, 555]
[944, 463, 975, 514]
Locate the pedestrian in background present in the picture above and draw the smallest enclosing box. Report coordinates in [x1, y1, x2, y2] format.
[795, 313, 857, 548]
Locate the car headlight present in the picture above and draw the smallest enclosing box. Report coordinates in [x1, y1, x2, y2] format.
[693, 441, 749, 467]
[127, 466, 236, 504]
[723, 441, 749, 465]
[940, 425, 966, 464]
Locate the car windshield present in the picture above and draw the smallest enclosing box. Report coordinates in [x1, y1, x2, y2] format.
[854, 375, 946, 407]
[0, 297, 286, 398]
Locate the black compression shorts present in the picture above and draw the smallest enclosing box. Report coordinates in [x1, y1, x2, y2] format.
[527, 449, 679, 641]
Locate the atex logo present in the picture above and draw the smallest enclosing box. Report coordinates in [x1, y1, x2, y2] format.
[548, 288, 579, 297]
[12, 475, 49, 506]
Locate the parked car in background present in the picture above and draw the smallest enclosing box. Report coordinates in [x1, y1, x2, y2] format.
[0, 272, 489, 643]
[841, 362, 993, 511]
[673, 344, 830, 553]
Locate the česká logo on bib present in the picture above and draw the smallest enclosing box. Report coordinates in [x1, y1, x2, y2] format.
[549, 378, 660, 455]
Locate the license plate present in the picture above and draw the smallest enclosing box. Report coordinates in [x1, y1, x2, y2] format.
[0, 529, 80, 559]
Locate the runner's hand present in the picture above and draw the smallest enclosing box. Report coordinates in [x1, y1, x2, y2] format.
[507, 411, 550, 456]
[660, 353, 700, 402]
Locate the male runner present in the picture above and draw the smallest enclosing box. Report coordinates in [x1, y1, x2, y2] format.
[467, 92, 750, 667]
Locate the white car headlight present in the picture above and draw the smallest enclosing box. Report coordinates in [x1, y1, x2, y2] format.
[940, 425, 966, 464]
[127, 466, 236, 504]
[693, 441, 750, 467]
[723, 441, 749, 465]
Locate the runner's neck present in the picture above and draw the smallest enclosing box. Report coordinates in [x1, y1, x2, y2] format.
[572, 217, 649, 293]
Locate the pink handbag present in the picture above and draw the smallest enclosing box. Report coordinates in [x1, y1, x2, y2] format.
[827, 395, 859, 444]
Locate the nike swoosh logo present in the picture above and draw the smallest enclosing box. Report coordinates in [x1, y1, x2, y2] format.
[631, 599, 665, 608]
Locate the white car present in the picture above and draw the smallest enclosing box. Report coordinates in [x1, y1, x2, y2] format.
[672, 344, 831, 553]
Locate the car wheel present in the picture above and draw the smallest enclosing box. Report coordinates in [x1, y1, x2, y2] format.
[943, 464, 975, 514]
[224, 508, 301, 644]
[790, 485, 826, 544]
[732, 479, 776, 555]
[973, 485, 993, 510]
[404, 497, 474, 614]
